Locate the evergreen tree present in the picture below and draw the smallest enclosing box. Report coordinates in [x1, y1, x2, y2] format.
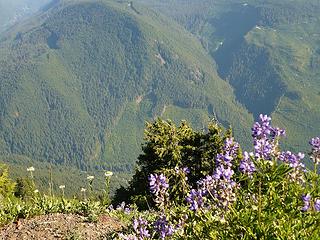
[114, 119, 232, 208]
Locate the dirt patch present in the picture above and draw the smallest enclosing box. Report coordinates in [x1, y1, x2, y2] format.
[155, 53, 166, 65]
[136, 95, 143, 104]
[0, 213, 122, 240]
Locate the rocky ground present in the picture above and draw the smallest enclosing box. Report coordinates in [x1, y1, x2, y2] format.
[0, 213, 123, 239]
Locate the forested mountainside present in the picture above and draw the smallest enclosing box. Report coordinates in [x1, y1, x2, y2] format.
[0, 0, 253, 180]
[1, 0, 320, 191]
[136, 0, 320, 153]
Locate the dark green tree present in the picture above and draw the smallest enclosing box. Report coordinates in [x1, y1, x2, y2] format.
[113, 118, 232, 208]
[14, 177, 36, 200]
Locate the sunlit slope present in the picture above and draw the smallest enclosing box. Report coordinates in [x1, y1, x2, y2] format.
[0, 0, 252, 173]
[136, 0, 320, 154]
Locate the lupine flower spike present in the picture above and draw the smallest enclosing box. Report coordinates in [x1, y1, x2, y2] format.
[149, 173, 169, 208]
[301, 194, 311, 212]
[310, 137, 320, 164]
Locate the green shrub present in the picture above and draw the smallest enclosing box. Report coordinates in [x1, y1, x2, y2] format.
[0, 164, 15, 199]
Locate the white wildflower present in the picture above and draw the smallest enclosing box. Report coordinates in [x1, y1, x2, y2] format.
[87, 175, 94, 181]
[27, 166, 35, 172]
[105, 171, 113, 177]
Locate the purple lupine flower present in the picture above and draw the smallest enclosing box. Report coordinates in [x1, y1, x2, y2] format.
[239, 151, 256, 176]
[252, 114, 272, 139]
[253, 138, 274, 160]
[301, 194, 311, 212]
[197, 175, 215, 195]
[197, 165, 238, 209]
[149, 173, 169, 195]
[133, 217, 150, 239]
[154, 216, 175, 239]
[271, 127, 286, 140]
[310, 137, 320, 150]
[216, 153, 233, 168]
[216, 138, 240, 167]
[183, 167, 190, 174]
[279, 151, 305, 183]
[310, 137, 320, 164]
[186, 189, 204, 211]
[279, 151, 305, 168]
[201, 178, 237, 209]
[252, 114, 285, 160]
[315, 199, 320, 212]
[193, 137, 240, 211]
[149, 173, 169, 207]
[201, 137, 239, 209]
[214, 165, 234, 180]
[223, 137, 240, 157]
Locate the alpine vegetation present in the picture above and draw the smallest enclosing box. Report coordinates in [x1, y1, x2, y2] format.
[117, 114, 320, 239]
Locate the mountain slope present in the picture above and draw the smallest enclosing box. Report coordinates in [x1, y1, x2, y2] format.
[0, 0, 252, 174]
[136, 0, 320, 155]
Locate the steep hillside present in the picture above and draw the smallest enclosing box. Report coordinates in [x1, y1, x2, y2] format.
[0, 0, 252, 177]
[136, 0, 320, 155]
